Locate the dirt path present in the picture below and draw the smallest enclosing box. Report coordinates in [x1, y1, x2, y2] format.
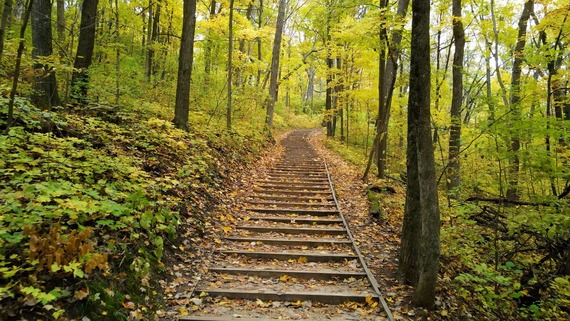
[159, 130, 415, 321]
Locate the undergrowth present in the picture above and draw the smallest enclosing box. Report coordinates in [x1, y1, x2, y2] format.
[324, 135, 570, 321]
[0, 97, 267, 320]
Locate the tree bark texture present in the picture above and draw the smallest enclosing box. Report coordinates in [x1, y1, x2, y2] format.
[264, 0, 286, 131]
[447, 0, 465, 199]
[0, 0, 13, 62]
[71, 0, 99, 103]
[506, 0, 533, 201]
[173, 0, 197, 131]
[399, 0, 440, 308]
[31, 0, 61, 109]
[56, 0, 65, 56]
[227, 0, 235, 130]
[375, 0, 410, 178]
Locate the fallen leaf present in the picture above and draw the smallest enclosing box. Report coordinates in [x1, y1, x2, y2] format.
[74, 288, 90, 300]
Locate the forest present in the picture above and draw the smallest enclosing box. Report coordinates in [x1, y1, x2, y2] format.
[0, 0, 569, 320]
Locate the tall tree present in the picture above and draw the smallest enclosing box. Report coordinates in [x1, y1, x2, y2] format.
[264, 0, 287, 132]
[447, 0, 465, 198]
[173, 0, 197, 131]
[0, 0, 13, 61]
[399, 0, 440, 308]
[363, 0, 410, 179]
[70, 0, 100, 103]
[56, 0, 65, 57]
[506, 0, 534, 201]
[227, 0, 235, 130]
[31, 0, 60, 109]
[5, 0, 32, 131]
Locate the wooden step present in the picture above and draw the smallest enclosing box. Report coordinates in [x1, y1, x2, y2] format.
[254, 190, 332, 196]
[224, 236, 351, 246]
[256, 185, 330, 191]
[208, 267, 366, 280]
[245, 216, 342, 225]
[251, 195, 334, 202]
[179, 317, 285, 321]
[191, 289, 377, 305]
[246, 208, 338, 215]
[217, 251, 358, 262]
[245, 201, 336, 207]
[236, 226, 346, 235]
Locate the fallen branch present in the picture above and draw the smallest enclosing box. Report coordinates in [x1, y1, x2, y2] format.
[465, 196, 552, 207]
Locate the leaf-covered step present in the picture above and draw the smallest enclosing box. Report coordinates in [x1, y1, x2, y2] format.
[190, 289, 378, 305]
[208, 267, 366, 280]
[245, 207, 338, 215]
[217, 250, 357, 262]
[244, 216, 342, 225]
[235, 225, 346, 235]
[224, 236, 351, 246]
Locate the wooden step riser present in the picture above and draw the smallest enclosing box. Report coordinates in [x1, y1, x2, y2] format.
[192, 290, 377, 305]
[218, 251, 358, 262]
[224, 237, 350, 246]
[208, 268, 366, 280]
[236, 226, 346, 235]
[246, 216, 342, 225]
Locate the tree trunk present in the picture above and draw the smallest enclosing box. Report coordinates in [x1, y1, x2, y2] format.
[256, 0, 263, 86]
[264, 0, 287, 132]
[203, 0, 217, 83]
[6, 0, 32, 131]
[173, 0, 197, 131]
[0, 0, 14, 62]
[31, 0, 61, 109]
[400, 0, 440, 308]
[374, 0, 410, 178]
[506, 0, 533, 201]
[227, 0, 235, 130]
[447, 0, 465, 199]
[70, 0, 99, 104]
[145, 0, 154, 79]
[56, 0, 65, 56]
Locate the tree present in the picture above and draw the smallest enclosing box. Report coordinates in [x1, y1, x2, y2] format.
[31, 0, 61, 109]
[0, 0, 13, 61]
[264, 0, 287, 132]
[173, 0, 197, 131]
[506, 0, 534, 201]
[70, 0, 100, 104]
[398, 0, 440, 308]
[227, 0, 235, 130]
[447, 0, 465, 199]
[363, 0, 410, 179]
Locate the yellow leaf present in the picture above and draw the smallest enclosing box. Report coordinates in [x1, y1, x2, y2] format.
[178, 307, 189, 316]
[279, 275, 289, 282]
[199, 291, 208, 297]
[441, 310, 448, 316]
[297, 256, 308, 263]
[222, 226, 232, 233]
[287, 259, 296, 263]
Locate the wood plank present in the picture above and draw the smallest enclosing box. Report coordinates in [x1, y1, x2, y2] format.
[236, 226, 346, 235]
[208, 267, 366, 280]
[246, 208, 338, 215]
[245, 201, 336, 207]
[179, 317, 285, 321]
[224, 236, 351, 246]
[254, 190, 332, 196]
[256, 185, 330, 191]
[218, 250, 357, 262]
[245, 216, 342, 225]
[252, 195, 333, 202]
[191, 289, 377, 305]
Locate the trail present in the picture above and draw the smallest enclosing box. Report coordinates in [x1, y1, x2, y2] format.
[162, 130, 407, 321]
